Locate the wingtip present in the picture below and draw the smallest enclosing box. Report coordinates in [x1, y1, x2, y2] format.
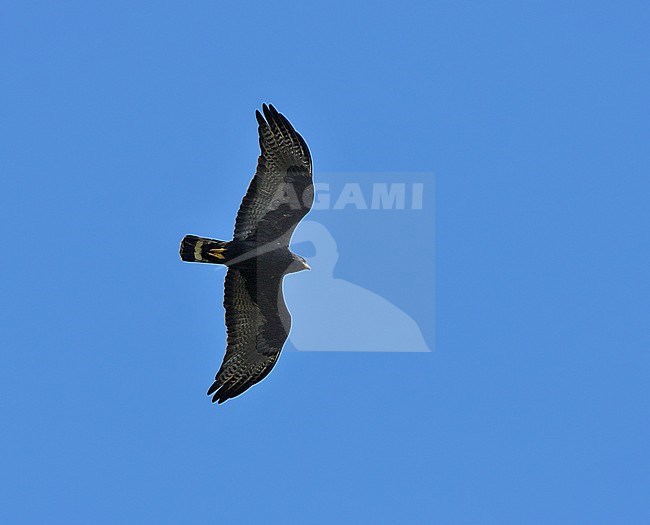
[207, 378, 220, 396]
[211, 390, 230, 404]
[268, 104, 281, 121]
[208, 378, 234, 404]
[264, 103, 285, 132]
[255, 109, 265, 126]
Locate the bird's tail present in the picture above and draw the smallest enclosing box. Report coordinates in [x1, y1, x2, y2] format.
[180, 235, 230, 264]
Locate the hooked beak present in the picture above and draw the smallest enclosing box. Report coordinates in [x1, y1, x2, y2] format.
[303, 261, 311, 270]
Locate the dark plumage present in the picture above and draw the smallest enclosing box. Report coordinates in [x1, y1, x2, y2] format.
[180, 104, 313, 404]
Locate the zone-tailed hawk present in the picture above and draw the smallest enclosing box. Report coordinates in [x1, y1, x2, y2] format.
[180, 104, 313, 404]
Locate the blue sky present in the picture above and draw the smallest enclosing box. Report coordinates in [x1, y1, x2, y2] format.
[2, 1, 649, 523]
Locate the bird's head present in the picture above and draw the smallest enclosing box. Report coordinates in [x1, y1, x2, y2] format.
[287, 253, 311, 273]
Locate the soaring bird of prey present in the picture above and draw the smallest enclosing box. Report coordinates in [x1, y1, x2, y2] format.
[180, 105, 313, 404]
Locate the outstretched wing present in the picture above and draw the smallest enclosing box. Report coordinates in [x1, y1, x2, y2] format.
[233, 104, 313, 245]
[207, 267, 291, 404]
